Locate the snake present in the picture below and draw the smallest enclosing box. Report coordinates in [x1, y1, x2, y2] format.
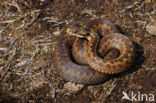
[53, 17, 134, 85]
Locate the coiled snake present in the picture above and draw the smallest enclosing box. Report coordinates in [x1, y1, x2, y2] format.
[54, 17, 134, 85]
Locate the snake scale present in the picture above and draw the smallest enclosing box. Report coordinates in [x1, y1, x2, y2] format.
[54, 17, 134, 85]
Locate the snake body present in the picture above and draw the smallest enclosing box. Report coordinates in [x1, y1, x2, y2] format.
[54, 17, 134, 85]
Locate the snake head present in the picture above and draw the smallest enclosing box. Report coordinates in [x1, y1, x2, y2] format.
[66, 27, 98, 41]
[66, 28, 90, 38]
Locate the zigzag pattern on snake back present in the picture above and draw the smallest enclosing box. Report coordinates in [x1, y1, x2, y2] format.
[53, 17, 134, 85]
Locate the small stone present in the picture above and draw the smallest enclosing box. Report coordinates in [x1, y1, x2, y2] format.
[146, 23, 156, 35]
[64, 82, 84, 92]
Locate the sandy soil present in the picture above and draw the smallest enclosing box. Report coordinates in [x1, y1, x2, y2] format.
[0, 0, 156, 103]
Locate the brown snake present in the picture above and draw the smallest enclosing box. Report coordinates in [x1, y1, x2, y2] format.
[54, 17, 134, 85]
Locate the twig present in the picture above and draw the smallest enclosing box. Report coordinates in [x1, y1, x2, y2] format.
[4, 32, 26, 56]
[106, 79, 117, 95]
[135, 20, 147, 29]
[0, 65, 11, 82]
[4, 0, 21, 12]
[24, 11, 40, 29]
[43, 17, 65, 26]
[0, 10, 40, 24]
[41, 60, 53, 76]
[0, 24, 9, 34]
[0, 44, 21, 82]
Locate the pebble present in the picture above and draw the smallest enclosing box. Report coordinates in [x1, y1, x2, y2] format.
[64, 82, 84, 92]
[146, 22, 156, 36]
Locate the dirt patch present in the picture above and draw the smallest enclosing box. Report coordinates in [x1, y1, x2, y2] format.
[0, 0, 156, 103]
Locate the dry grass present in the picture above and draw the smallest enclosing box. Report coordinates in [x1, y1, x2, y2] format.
[0, 0, 155, 102]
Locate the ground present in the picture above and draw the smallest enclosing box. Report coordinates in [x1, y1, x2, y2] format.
[0, 0, 156, 103]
